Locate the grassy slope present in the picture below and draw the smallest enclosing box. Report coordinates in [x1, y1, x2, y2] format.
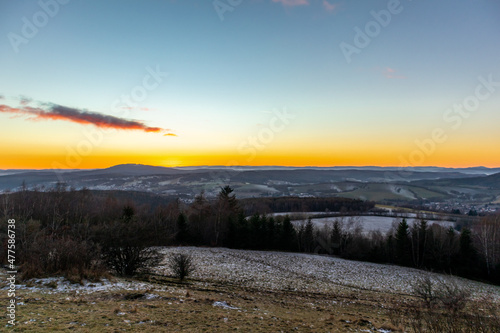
[2, 275, 400, 332]
[3, 246, 499, 332]
[337, 183, 446, 202]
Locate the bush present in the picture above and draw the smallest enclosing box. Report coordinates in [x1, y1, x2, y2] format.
[167, 253, 195, 282]
[412, 275, 439, 309]
[412, 276, 471, 312]
[96, 219, 162, 277]
[19, 235, 106, 282]
[101, 245, 161, 277]
[389, 275, 499, 332]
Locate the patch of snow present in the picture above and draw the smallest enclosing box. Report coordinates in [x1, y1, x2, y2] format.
[1, 276, 167, 295]
[212, 301, 240, 310]
[144, 293, 159, 300]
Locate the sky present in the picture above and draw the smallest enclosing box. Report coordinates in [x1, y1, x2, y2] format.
[1, 0, 500, 169]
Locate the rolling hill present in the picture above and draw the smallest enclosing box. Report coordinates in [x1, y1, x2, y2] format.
[0, 165, 499, 205]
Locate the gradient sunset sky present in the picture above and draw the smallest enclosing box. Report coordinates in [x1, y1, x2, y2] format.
[1, 0, 500, 169]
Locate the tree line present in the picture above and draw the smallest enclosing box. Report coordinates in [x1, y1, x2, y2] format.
[0, 185, 499, 285]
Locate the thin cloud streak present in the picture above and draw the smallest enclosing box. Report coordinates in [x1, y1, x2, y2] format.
[323, 0, 338, 12]
[272, 0, 309, 7]
[120, 106, 155, 112]
[382, 67, 406, 79]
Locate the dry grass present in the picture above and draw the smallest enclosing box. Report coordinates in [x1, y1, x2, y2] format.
[2, 246, 499, 332]
[1, 274, 405, 332]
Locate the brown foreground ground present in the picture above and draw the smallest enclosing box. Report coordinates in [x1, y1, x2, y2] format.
[2, 274, 401, 332]
[2, 247, 499, 332]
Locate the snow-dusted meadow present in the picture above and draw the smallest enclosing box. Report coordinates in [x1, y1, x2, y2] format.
[293, 215, 455, 235]
[5, 247, 499, 303]
[157, 247, 500, 301]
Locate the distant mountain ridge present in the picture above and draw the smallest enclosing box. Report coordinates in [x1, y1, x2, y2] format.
[2, 164, 500, 175]
[0, 164, 499, 204]
[76, 164, 184, 176]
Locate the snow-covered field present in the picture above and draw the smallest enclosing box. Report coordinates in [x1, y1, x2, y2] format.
[157, 247, 500, 301]
[5, 247, 499, 303]
[294, 215, 455, 235]
[269, 211, 336, 218]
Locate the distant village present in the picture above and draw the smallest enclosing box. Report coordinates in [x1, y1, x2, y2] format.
[423, 201, 500, 216]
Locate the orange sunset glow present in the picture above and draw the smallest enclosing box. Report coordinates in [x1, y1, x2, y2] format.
[1, 1, 499, 170]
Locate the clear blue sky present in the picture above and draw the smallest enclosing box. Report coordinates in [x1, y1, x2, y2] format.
[1, 0, 500, 168]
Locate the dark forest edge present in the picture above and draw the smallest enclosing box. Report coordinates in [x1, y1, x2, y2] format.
[0, 185, 499, 286]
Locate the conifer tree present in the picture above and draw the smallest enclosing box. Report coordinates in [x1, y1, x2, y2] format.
[280, 216, 297, 251]
[395, 218, 411, 266]
[176, 213, 189, 244]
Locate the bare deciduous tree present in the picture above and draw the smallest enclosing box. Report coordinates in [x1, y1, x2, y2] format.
[473, 214, 500, 276]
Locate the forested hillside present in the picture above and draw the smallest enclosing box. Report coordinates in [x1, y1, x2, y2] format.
[1, 186, 499, 285]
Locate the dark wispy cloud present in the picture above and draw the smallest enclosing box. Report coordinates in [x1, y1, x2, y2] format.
[0, 98, 168, 134]
[19, 96, 32, 105]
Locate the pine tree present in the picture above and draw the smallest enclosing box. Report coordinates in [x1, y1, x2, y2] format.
[280, 216, 297, 251]
[176, 213, 189, 244]
[411, 219, 428, 268]
[458, 227, 476, 276]
[236, 212, 250, 249]
[249, 214, 262, 249]
[266, 217, 276, 249]
[303, 218, 315, 253]
[386, 234, 395, 263]
[214, 186, 238, 246]
[444, 226, 456, 272]
[259, 215, 268, 250]
[330, 220, 343, 255]
[395, 218, 411, 266]
[226, 217, 237, 248]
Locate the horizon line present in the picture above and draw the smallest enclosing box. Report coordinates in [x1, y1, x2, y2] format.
[1, 163, 500, 171]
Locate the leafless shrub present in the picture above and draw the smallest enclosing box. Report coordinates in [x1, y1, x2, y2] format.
[412, 275, 471, 312]
[97, 219, 162, 277]
[19, 235, 106, 282]
[102, 246, 162, 277]
[435, 278, 471, 314]
[388, 275, 500, 333]
[412, 275, 439, 309]
[167, 253, 196, 282]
